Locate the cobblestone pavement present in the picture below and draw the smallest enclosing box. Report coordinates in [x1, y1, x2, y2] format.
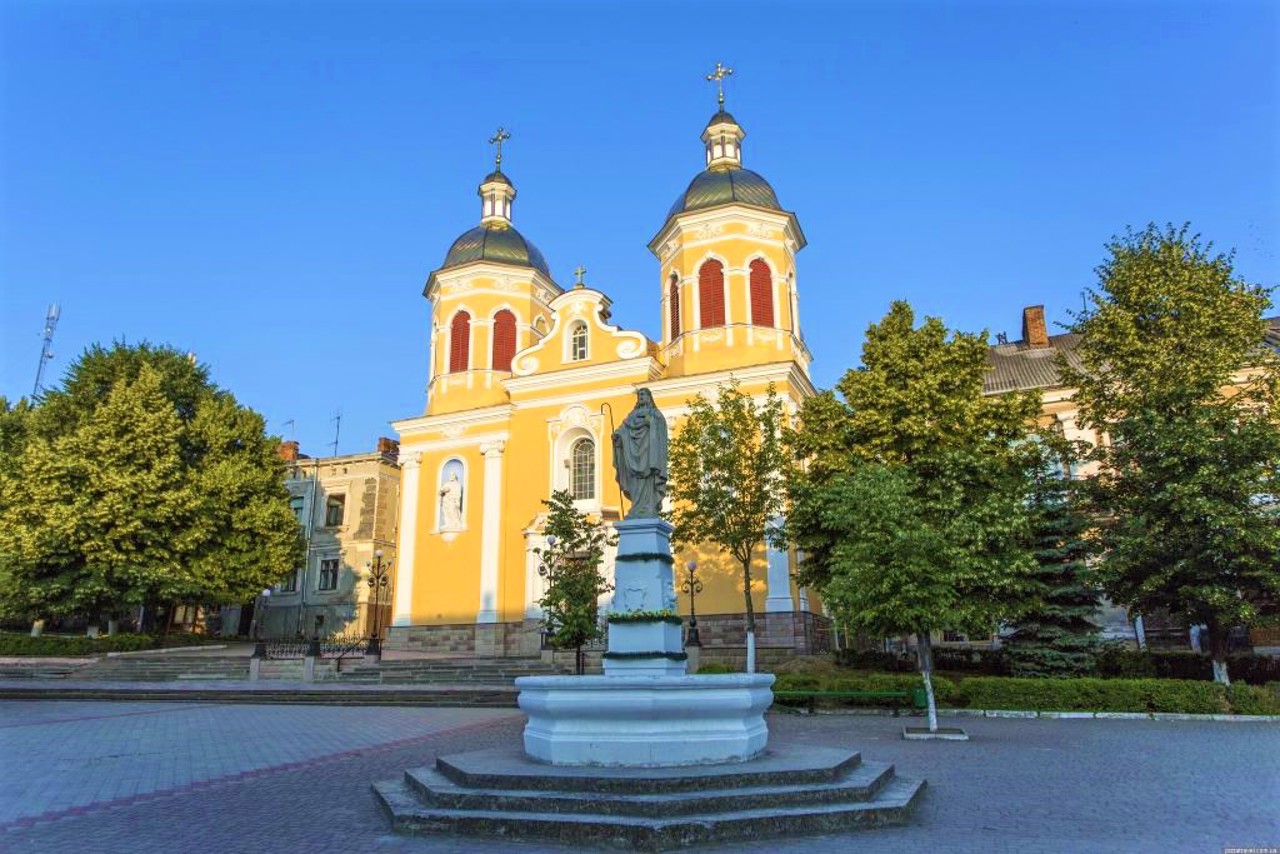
[0, 701, 1275, 854]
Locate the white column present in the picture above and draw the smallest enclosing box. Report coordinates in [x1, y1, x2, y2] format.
[477, 440, 505, 623]
[524, 531, 545, 619]
[764, 516, 793, 613]
[391, 452, 422, 627]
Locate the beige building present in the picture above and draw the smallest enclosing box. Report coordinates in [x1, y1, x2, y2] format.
[256, 438, 401, 639]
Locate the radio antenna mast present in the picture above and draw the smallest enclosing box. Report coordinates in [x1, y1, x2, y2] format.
[329, 410, 342, 457]
[32, 304, 61, 398]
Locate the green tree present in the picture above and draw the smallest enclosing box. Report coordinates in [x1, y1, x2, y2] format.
[0, 343, 304, 628]
[534, 490, 615, 674]
[668, 380, 788, 673]
[788, 302, 1041, 729]
[1004, 456, 1100, 678]
[1065, 224, 1280, 685]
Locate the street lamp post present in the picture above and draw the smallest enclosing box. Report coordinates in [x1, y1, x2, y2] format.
[682, 560, 703, 647]
[365, 550, 392, 657]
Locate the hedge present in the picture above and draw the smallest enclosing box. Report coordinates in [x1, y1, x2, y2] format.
[772, 671, 956, 708]
[1094, 647, 1280, 686]
[954, 676, 1231, 714]
[0, 631, 217, 656]
[1225, 683, 1280, 716]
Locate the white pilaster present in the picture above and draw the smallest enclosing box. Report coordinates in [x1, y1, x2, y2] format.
[391, 452, 422, 627]
[477, 440, 506, 623]
[764, 516, 793, 613]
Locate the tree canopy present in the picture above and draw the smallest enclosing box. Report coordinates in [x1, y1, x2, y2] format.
[788, 301, 1041, 728]
[0, 342, 304, 624]
[1065, 224, 1280, 683]
[534, 490, 614, 673]
[668, 380, 788, 672]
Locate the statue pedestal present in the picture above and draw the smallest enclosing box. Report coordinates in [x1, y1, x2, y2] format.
[517, 515, 774, 766]
[603, 518, 685, 677]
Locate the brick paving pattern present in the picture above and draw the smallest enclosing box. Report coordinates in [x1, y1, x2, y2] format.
[0, 701, 1275, 853]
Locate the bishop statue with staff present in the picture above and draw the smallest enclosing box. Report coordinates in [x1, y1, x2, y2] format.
[611, 388, 668, 519]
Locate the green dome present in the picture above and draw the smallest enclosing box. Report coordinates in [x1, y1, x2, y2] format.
[666, 168, 782, 221]
[441, 224, 550, 276]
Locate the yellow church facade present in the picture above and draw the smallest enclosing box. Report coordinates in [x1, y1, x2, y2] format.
[387, 103, 826, 661]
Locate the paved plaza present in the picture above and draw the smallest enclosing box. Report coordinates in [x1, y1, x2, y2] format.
[0, 701, 1275, 854]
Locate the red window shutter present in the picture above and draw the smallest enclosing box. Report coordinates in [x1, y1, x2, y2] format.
[749, 259, 774, 327]
[492, 310, 516, 372]
[669, 280, 681, 339]
[449, 311, 471, 373]
[698, 261, 725, 328]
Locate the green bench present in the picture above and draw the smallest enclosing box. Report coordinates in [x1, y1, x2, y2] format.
[773, 688, 927, 716]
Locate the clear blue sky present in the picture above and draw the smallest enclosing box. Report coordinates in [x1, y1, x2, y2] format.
[2, 1, 1276, 456]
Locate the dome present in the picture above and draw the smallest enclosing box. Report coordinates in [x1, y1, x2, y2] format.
[666, 168, 782, 220]
[482, 170, 512, 187]
[441, 224, 550, 276]
[705, 109, 738, 127]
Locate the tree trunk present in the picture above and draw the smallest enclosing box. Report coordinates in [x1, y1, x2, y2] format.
[1206, 620, 1231, 686]
[917, 629, 939, 732]
[107, 618, 118, 636]
[741, 557, 757, 674]
[29, 619, 44, 638]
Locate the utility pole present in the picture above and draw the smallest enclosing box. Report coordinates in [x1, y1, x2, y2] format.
[32, 304, 61, 398]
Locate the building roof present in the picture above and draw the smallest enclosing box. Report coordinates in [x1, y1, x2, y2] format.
[984, 317, 1280, 395]
[666, 167, 782, 221]
[984, 333, 1083, 394]
[441, 224, 550, 277]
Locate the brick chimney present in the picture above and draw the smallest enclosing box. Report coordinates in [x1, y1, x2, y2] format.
[377, 437, 400, 460]
[1022, 305, 1050, 349]
[278, 440, 300, 462]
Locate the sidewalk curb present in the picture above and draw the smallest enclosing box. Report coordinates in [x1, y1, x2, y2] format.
[106, 645, 229, 658]
[797, 707, 1280, 723]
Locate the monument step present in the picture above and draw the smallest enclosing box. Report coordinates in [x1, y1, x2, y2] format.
[435, 745, 861, 794]
[404, 760, 895, 817]
[373, 775, 924, 851]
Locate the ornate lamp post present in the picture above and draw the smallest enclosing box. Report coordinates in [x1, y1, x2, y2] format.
[253, 588, 272, 657]
[365, 550, 392, 657]
[682, 560, 703, 647]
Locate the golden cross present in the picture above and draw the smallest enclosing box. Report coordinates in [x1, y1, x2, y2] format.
[488, 126, 511, 170]
[573, 265, 587, 286]
[705, 62, 734, 109]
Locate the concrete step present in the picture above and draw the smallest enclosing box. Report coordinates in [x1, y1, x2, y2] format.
[0, 685, 519, 706]
[434, 746, 863, 794]
[405, 760, 895, 817]
[373, 775, 924, 850]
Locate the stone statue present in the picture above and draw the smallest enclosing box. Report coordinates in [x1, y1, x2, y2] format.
[440, 472, 463, 530]
[611, 388, 668, 519]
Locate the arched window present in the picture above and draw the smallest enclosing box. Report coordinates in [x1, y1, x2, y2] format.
[449, 311, 471, 373]
[698, 260, 725, 328]
[668, 273, 681, 340]
[749, 259, 774, 327]
[570, 438, 595, 500]
[492, 309, 516, 372]
[569, 321, 589, 361]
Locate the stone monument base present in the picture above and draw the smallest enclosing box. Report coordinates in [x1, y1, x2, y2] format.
[517, 673, 774, 766]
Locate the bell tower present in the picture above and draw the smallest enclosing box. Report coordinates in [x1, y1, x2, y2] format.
[648, 65, 809, 380]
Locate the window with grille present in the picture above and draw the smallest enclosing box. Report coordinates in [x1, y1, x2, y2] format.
[749, 259, 774, 327]
[324, 495, 345, 527]
[449, 311, 471, 373]
[492, 309, 516, 371]
[570, 438, 595, 500]
[570, 322, 589, 361]
[318, 558, 340, 592]
[668, 275, 681, 339]
[698, 260, 725, 328]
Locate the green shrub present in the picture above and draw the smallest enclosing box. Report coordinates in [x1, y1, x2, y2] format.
[1226, 684, 1280, 716]
[696, 663, 735, 674]
[955, 676, 1228, 714]
[0, 632, 159, 656]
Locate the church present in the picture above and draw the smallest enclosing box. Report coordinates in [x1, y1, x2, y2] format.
[386, 75, 826, 663]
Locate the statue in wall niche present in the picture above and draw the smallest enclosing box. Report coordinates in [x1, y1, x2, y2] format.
[611, 388, 668, 519]
[440, 472, 463, 530]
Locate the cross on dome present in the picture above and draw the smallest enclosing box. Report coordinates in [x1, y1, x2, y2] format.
[488, 126, 511, 171]
[705, 62, 734, 109]
[573, 265, 587, 288]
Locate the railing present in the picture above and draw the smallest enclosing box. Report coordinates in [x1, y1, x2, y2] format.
[260, 636, 369, 660]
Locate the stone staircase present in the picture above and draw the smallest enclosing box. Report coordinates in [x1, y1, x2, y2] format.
[326, 657, 569, 685]
[374, 744, 925, 850]
[72, 655, 251, 681]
